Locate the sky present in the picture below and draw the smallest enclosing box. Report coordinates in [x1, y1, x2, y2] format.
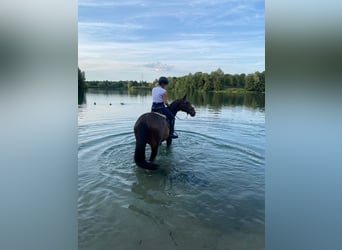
[78, 0, 264, 82]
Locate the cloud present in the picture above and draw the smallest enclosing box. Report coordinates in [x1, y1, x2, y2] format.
[78, 0, 145, 7]
[143, 62, 174, 72]
[78, 22, 144, 41]
[78, 34, 264, 80]
[78, 22, 143, 30]
[78, 0, 265, 80]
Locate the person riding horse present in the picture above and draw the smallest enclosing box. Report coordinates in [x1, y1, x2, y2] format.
[151, 76, 178, 139]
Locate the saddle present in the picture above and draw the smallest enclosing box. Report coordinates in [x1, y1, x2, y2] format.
[152, 111, 167, 119]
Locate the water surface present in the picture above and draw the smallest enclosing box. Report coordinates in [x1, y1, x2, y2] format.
[78, 89, 265, 249]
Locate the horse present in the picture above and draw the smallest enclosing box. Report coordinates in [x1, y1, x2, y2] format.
[134, 95, 196, 170]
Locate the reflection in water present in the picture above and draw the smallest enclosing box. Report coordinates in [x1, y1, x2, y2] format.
[78, 88, 87, 105]
[85, 88, 265, 110]
[78, 88, 265, 249]
[168, 91, 265, 110]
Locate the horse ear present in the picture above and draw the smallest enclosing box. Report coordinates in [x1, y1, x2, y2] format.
[183, 94, 187, 100]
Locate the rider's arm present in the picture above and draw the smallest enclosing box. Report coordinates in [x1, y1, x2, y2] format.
[162, 92, 169, 107]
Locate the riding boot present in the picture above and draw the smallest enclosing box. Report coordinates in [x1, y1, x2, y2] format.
[169, 119, 178, 139]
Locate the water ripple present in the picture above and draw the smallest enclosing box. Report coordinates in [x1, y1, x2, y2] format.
[78, 94, 265, 249]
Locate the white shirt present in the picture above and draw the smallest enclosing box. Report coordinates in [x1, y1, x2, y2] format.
[152, 86, 166, 103]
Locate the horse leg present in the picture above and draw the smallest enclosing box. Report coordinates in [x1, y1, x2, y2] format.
[164, 120, 172, 146]
[134, 121, 158, 170]
[149, 141, 159, 161]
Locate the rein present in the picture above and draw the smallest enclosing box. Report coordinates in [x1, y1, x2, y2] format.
[168, 98, 193, 120]
[175, 113, 189, 120]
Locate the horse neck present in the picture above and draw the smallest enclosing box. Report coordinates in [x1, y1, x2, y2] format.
[168, 100, 181, 116]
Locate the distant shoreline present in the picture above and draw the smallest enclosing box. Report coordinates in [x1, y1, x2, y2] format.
[79, 69, 265, 93]
[84, 85, 264, 94]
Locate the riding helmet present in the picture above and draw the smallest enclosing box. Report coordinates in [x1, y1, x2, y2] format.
[158, 76, 169, 85]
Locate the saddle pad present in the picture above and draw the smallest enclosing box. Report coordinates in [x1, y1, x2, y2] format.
[152, 112, 167, 119]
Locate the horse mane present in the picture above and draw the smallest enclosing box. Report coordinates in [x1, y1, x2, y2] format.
[168, 98, 182, 116]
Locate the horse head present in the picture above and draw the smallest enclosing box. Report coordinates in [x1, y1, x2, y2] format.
[177, 94, 196, 117]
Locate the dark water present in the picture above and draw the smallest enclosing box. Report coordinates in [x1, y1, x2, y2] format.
[78, 89, 265, 250]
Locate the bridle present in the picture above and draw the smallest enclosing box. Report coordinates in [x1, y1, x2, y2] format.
[168, 98, 195, 118]
[178, 102, 195, 119]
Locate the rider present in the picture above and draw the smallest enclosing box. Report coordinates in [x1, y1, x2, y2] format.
[151, 76, 178, 139]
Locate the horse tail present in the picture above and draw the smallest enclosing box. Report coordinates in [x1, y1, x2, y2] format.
[134, 121, 158, 170]
[134, 124, 147, 164]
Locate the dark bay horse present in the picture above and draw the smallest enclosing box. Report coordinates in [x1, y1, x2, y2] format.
[134, 95, 196, 170]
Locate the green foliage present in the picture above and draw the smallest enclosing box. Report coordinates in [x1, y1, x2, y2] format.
[245, 71, 265, 92]
[80, 67, 265, 93]
[167, 69, 264, 93]
[78, 67, 86, 89]
[78, 67, 87, 104]
[85, 79, 151, 90]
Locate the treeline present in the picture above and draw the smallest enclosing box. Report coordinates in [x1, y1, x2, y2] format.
[85, 80, 151, 90]
[164, 68, 265, 93]
[79, 67, 265, 93]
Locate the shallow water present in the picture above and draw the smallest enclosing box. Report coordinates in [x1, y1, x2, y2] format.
[78, 89, 265, 250]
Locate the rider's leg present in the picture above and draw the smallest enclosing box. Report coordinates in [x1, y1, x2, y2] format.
[169, 118, 177, 138]
[162, 108, 178, 139]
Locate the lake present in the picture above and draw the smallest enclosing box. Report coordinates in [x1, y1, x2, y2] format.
[78, 89, 265, 250]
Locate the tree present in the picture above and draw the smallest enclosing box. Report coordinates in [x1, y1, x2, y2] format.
[78, 67, 86, 89]
[223, 74, 232, 88]
[238, 73, 246, 88]
[245, 73, 255, 91]
[211, 68, 224, 91]
[244, 71, 265, 92]
[78, 67, 87, 104]
[256, 71, 265, 92]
